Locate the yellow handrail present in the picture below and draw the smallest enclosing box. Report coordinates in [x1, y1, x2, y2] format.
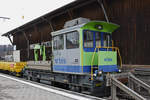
[117, 48, 122, 69]
[90, 46, 122, 80]
[81, 39, 84, 73]
[91, 47, 97, 80]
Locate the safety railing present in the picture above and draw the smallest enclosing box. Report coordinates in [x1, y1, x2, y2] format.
[108, 72, 149, 100]
[110, 75, 146, 100]
[128, 72, 150, 95]
[90, 46, 122, 80]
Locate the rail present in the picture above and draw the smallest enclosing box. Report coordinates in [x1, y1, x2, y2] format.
[91, 47, 97, 80]
[90, 46, 122, 80]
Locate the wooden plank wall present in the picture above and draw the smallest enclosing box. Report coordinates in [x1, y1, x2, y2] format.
[13, 0, 150, 64]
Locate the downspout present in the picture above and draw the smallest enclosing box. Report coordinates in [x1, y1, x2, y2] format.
[98, 0, 109, 23]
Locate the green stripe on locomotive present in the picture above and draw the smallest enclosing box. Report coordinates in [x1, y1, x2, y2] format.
[79, 21, 120, 71]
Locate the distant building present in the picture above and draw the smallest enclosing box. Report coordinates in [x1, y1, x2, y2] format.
[0, 45, 13, 60]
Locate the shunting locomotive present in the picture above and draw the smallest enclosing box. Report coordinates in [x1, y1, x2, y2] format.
[0, 18, 122, 97]
[50, 18, 122, 96]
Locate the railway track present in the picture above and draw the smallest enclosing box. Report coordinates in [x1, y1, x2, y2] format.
[1, 68, 150, 100]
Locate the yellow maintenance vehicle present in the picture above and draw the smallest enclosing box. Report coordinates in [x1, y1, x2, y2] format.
[0, 62, 26, 76]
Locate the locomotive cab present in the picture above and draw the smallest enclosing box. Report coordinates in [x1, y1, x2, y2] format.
[52, 18, 121, 75]
[81, 21, 121, 75]
[51, 18, 122, 96]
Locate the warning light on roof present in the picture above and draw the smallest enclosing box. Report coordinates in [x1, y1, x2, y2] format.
[95, 25, 103, 30]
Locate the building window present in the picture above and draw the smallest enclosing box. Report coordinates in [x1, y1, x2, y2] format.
[53, 35, 64, 50]
[66, 31, 79, 49]
[84, 30, 94, 48]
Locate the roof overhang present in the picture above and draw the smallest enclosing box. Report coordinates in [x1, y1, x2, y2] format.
[2, 0, 97, 37]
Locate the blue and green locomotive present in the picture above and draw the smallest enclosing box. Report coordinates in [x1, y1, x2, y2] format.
[52, 18, 121, 74]
[24, 18, 122, 97]
[51, 18, 122, 96]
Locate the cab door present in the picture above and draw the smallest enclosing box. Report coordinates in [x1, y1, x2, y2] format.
[65, 31, 80, 73]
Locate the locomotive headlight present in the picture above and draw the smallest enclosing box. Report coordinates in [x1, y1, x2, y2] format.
[98, 71, 102, 76]
[93, 73, 97, 77]
[118, 69, 121, 73]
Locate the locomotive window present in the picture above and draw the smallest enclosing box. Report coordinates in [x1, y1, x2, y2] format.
[103, 34, 111, 47]
[66, 31, 79, 49]
[84, 31, 94, 48]
[53, 35, 64, 50]
[95, 32, 101, 47]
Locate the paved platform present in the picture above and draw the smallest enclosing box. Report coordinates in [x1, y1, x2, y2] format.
[0, 74, 104, 100]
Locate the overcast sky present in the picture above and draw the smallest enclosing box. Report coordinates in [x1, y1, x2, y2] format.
[0, 0, 74, 45]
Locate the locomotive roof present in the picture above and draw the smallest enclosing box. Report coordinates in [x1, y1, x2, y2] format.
[51, 23, 85, 36]
[81, 21, 120, 33]
[52, 21, 120, 36]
